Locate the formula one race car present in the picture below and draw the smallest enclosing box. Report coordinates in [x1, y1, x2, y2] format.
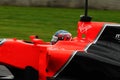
[0, 0, 120, 80]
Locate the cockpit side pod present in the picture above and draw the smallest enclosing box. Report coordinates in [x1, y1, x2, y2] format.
[49, 48, 120, 80]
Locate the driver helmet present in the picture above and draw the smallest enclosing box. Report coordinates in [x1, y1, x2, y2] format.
[51, 30, 72, 45]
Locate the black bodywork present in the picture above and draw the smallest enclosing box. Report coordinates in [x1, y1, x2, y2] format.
[49, 25, 120, 80]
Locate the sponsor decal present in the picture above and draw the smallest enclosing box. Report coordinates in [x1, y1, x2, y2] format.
[115, 34, 120, 41]
[79, 23, 92, 33]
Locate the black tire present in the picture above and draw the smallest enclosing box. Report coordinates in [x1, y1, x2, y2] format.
[24, 66, 39, 80]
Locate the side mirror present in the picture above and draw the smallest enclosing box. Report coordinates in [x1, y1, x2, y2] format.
[30, 35, 44, 45]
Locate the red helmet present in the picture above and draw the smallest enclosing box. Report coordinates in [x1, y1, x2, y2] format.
[51, 30, 72, 45]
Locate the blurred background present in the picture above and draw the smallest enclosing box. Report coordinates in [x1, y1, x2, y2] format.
[0, 0, 120, 41]
[0, 0, 120, 10]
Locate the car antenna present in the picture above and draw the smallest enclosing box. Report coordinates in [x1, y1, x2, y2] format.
[80, 0, 92, 22]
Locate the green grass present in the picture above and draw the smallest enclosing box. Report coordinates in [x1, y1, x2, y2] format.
[0, 6, 120, 41]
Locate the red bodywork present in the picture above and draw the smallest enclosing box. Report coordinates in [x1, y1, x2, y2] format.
[0, 21, 105, 80]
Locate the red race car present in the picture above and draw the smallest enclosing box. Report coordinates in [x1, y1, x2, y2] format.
[0, 0, 120, 80]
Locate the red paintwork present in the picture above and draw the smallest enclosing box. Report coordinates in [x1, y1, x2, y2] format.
[0, 21, 106, 80]
[77, 22, 105, 42]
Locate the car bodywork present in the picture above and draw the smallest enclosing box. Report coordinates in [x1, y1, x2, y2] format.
[0, 21, 120, 80]
[0, 0, 120, 80]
